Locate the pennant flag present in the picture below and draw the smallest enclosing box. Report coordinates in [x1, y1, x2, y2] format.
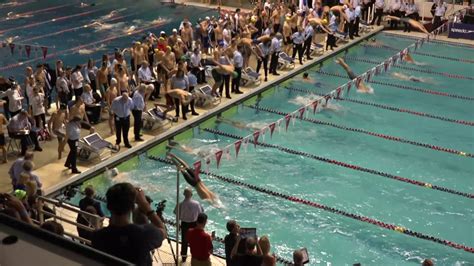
[25, 45, 31, 58]
[41, 46, 48, 59]
[298, 107, 305, 119]
[355, 77, 362, 88]
[420, 38, 425, 47]
[253, 131, 260, 148]
[205, 157, 211, 174]
[9, 43, 15, 54]
[365, 71, 372, 82]
[324, 95, 331, 105]
[346, 81, 352, 95]
[234, 140, 242, 158]
[268, 122, 276, 138]
[311, 100, 319, 114]
[261, 127, 267, 142]
[193, 161, 201, 180]
[392, 55, 399, 65]
[276, 119, 282, 134]
[384, 60, 390, 72]
[336, 87, 342, 99]
[375, 65, 382, 75]
[215, 150, 223, 168]
[284, 115, 291, 131]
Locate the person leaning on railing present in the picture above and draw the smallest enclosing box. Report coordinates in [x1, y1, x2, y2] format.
[91, 183, 166, 266]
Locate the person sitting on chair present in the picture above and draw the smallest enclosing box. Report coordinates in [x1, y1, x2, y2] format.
[7, 110, 43, 156]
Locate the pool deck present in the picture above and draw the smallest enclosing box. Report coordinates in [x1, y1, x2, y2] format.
[2, 3, 416, 196]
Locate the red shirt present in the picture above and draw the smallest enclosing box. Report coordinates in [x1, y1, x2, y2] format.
[186, 228, 213, 260]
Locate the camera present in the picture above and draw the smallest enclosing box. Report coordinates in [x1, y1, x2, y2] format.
[155, 200, 167, 217]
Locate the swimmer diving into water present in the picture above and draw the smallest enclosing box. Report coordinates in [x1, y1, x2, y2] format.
[384, 16, 430, 35]
[335, 57, 373, 94]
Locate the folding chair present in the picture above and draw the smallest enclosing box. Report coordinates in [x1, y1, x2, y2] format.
[78, 133, 114, 161]
[142, 107, 173, 131]
[278, 52, 295, 70]
[194, 85, 221, 108]
[240, 67, 261, 87]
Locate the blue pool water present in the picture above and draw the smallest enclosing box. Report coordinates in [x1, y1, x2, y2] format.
[0, 0, 216, 79]
[67, 32, 474, 265]
[10, 1, 473, 264]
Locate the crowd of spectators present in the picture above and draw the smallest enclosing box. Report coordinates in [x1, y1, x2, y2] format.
[0, 0, 448, 170]
[0, 0, 449, 265]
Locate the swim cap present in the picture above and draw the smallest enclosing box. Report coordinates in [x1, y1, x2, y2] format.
[251, 15, 257, 23]
[322, 19, 328, 25]
[110, 78, 118, 85]
[14, 189, 27, 200]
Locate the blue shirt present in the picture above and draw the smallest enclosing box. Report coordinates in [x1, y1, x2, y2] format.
[9, 158, 25, 186]
[66, 120, 82, 140]
[258, 43, 270, 56]
[271, 37, 281, 53]
[304, 25, 314, 40]
[291, 32, 304, 44]
[187, 73, 198, 87]
[233, 50, 243, 68]
[132, 91, 145, 111]
[111, 96, 134, 118]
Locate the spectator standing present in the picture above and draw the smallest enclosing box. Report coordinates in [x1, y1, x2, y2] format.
[77, 185, 104, 241]
[84, 59, 99, 93]
[0, 113, 7, 163]
[371, 0, 385, 25]
[7, 111, 42, 156]
[92, 183, 166, 265]
[0, 83, 23, 118]
[259, 236, 276, 266]
[111, 93, 134, 148]
[433, 0, 446, 29]
[132, 85, 146, 142]
[8, 152, 34, 189]
[187, 213, 213, 266]
[20, 160, 43, 189]
[64, 116, 94, 174]
[291, 27, 305, 65]
[224, 220, 241, 266]
[190, 48, 206, 84]
[231, 237, 263, 266]
[56, 70, 70, 105]
[256, 39, 271, 82]
[71, 65, 84, 99]
[269, 33, 282, 76]
[31, 86, 46, 129]
[303, 23, 314, 60]
[174, 188, 204, 262]
[389, 0, 401, 29]
[232, 45, 244, 95]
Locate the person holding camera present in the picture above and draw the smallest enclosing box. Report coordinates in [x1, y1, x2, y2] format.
[92, 183, 166, 265]
[174, 188, 204, 263]
[231, 236, 263, 266]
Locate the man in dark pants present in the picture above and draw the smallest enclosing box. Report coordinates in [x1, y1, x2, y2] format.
[231, 45, 244, 94]
[132, 85, 145, 142]
[291, 27, 305, 65]
[65, 116, 94, 174]
[303, 23, 314, 61]
[371, 0, 385, 25]
[111, 93, 134, 149]
[174, 188, 204, 262]
[269, 33, 282, 76]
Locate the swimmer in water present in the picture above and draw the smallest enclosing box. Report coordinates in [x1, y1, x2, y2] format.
[216, 116, 262, 131]
[6, 11, 32, 20]
[384, 16, 430, 35]
[123, 25, 136, 34]
[302, 72, 323, 87]
[403, 53, 428, 66]
[167, 140, 220, 158]
[166, 153, 220, 206]
[335, 57, 373, 94]
[392, 72, 431, 83]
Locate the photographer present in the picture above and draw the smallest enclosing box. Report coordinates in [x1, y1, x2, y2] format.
[92, 183, 166, 265]
[231, 236, 263, 266]
[0, 193, 33, 225]
[173, 188, 204, 262]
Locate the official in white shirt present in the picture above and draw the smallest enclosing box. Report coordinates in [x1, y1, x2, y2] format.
[138, 61, 160, 100]
[303, 23, 314, 60]
[389, 0, 402, 29]
[111, 93, 134, 148]
[433, 1, 447, 29]
[132, 85, 146, 142]
[190, 48, 206, 84]
[174, 188, 204, 262]
[269, 33, 282, 76]
[371, 0, 385, 26]
[0, 83, 23, 118]
[231, 46, 244, 94]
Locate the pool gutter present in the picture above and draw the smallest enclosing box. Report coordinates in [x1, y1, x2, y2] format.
[46, 26, 384, 197]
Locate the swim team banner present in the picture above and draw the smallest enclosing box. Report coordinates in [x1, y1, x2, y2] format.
[448, 23, 474, 40]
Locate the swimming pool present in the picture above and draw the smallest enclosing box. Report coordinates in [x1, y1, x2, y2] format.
[0, 0, 216, 78]
[61, 32, 474, 265]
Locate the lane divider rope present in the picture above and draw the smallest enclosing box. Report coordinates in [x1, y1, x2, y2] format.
[202, 128, 474, 199]
[316, 69, 474, 101]
[382, 32, 474, 50]
[0, 7, 108, 34]
[314, 72, 474, 126]
[343, 55, 474, 80]
[0, 20, 172, 71]
[0, 3, 77, 23]
[247, 104, 473, 158]
[149, 156, 474, 253]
